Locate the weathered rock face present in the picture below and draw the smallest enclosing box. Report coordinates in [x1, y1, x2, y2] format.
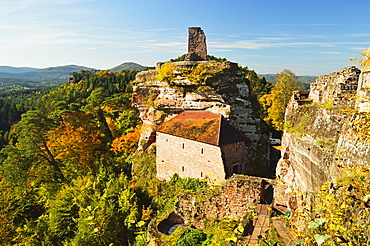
[356, 48, 370, 112]
[309, 66, 360, 106]
[187, 27, 207, 61]
[278, 66, 370, 192]
[133, 60, 270, 176]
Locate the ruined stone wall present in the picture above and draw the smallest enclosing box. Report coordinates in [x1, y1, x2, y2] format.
[174, 175, 263, 229]
[187, 27, 207, 61]
[309, 66, 360, 106]
[156, 132, 226, 182]
[173, 175, 287, 229]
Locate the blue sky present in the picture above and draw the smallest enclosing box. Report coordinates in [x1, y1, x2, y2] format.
[1, 0, 370, 75]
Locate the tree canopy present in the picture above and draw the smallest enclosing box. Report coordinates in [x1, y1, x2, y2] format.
[259, 69, 300, 131]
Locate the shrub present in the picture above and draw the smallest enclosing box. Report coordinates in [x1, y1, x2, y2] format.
[169, 174, 209, 192]
[174, 229, 210, 246]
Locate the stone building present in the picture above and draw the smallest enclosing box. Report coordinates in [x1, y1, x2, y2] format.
[156, 110, 248, 183]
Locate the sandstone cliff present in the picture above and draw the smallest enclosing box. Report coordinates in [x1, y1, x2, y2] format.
[277, 66, 370, 192]
[132, 60, 271, 176]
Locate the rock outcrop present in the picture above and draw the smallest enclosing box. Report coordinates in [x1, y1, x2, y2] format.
[277, 66, 370, 192]
[133, 60, 270, 176]
[309, 66, 360, 106]
[356, 47, 370, 112]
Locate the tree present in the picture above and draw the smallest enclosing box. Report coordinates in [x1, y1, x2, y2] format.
[259, 69, 299, 131]
[47, 112, 103, 177]
[4, 110, 64, 181]
[242, 66, 272, 100]
[111, 128, 141, 159]
[351, 46, 370, 71]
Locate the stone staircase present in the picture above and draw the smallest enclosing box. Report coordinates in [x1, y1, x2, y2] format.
[240, 204, 295, 246]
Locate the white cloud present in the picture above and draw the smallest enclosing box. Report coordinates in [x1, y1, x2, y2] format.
[341, 33, 370, 38]
[320, 52, 341, 55]
[347, 47, 367, 51]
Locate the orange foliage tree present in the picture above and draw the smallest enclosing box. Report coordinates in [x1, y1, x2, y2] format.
[111, 128, 141, 158]
[47, 112, 102, 175]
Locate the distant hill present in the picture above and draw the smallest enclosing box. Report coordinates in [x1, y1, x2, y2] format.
[109, 62, 147, 72]
[0, 66, 39, 73]
[0, 65, 96, 79]
[0, 63, 146, 92]
[259, 74, 317, 90]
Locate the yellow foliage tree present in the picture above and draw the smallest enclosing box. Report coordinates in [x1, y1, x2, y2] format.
[293, 166, 370, 245]
[156, 63, 177, 82]
[259, 69, 300, 131]
[351, 46, 370, 71]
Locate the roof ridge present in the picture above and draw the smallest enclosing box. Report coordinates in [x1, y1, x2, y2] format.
[157, 111, 247, 146]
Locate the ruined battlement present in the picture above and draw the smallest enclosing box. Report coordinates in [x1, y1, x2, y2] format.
[309, 66, 361, 106]
[288, 90, 312, 109]
[187, 27, 207, 61]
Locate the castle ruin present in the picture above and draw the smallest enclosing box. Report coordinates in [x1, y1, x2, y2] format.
[186, 27, 207, 61]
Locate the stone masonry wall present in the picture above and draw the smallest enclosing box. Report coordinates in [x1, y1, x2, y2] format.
[174, 175, 262, 229]
[221, 141, 245, 177]
[173, 175, 287, 229]
[187, 27, 207, 61]
[156, 132, 226, 183]
[309, 66, 360, 106]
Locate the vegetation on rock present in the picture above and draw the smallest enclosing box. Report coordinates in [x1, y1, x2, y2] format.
[293, 165, 370, 245]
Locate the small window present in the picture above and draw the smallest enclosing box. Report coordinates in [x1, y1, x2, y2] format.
[182, 143, 185, 149]
[182, 166, 185, 172]
[201, 172, 203, 177]
[201, 148, 204, 154]
[166, 139, 168, 142]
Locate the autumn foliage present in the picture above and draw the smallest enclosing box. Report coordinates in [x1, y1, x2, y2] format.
[351, 46, 370, 71]
[259, 69, 300, 131]
[293, 166, 370, 245]
[111, 127, 141, 157]
[47, 112, 102, 173]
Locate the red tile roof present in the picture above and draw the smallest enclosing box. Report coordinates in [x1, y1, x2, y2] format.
[157, 111, 248, 146]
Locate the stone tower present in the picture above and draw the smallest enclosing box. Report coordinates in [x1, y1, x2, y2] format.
[187, 27, 207, 61]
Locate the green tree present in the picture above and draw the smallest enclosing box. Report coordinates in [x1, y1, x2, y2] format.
[259, 69, 299, 131]
[242, 66, 272, 100]
[3, 110, 64, 181]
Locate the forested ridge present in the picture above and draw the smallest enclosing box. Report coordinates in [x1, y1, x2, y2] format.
[0, 69, 151, 245]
